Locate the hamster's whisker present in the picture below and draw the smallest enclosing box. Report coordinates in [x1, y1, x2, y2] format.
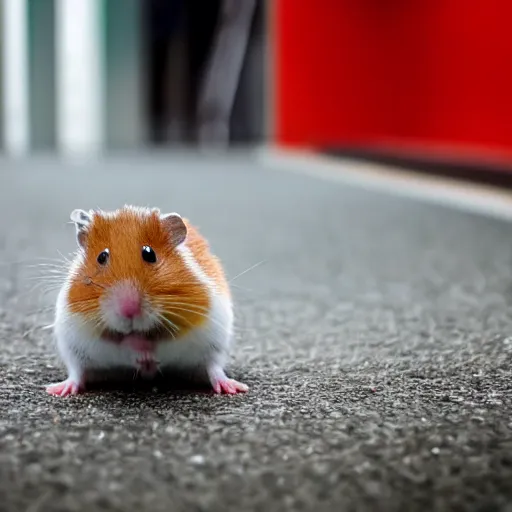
[36, 256, 71, 263]
[22, 285, 66, 298]
[69, 312, 90, 331]
[153, 303, 213, 319]
[73, 308, 100, 317]
[91, 312, 106, 329]
[26, 276, 68, 284]
[8, 256, 72, 267]
[90, 319, 103, 332]
[153, 299, 210, 312]
[26, 270, 70, 279]
[164, 309, 195, 328]
[161, 325, 179, 341]
[68, 299, 102, 316]
[13, 283, 63, 303]
[156, 306, 211, 318]
[149, 282, 228, 295]
[156, 281, 211, 286]
[29, 268, 70, 276]
[24, 304, 56, 316]
[151, 309, 179, 333]
[26, 262, 71, 270]
[152, 297, 250, 328]
[154, 304, 214, 325]
[153, 313, 179, 340]
[154, 300, 217, 317]
[159, 314, 180, 336]
[228, 260, 266, 283]
[56, 249, 73, 265]
[68, 297, 99, 305]
[25, 272, 68, 279]
[229, 283, 253, 293]
[23, 278, 67, 290]
[25, 277, 67, 286]
[79, 312, 105, 333]
[164, 306, 233, 334]
[23, 279, 64, 291]
[153, 300, 236, 333]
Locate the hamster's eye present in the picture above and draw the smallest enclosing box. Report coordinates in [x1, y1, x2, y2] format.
[142, 245, 157, 264]
[97, 249, 110, 265]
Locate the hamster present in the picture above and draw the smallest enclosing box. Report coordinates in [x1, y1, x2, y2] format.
[46, 205, 248, 397]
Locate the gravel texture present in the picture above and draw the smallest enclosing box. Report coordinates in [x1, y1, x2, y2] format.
[0, 152, 511, 512]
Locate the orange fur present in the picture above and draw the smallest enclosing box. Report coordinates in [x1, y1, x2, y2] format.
[67, 207, 224, 338]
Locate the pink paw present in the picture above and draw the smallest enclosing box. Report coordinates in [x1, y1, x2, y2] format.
[212, 378, 249, 395]
[136, 356, 159, 378]
[46, 379, 83, 397]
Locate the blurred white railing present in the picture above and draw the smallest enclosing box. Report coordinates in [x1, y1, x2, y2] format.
[56, 0, 104, 157]
[2, 0, 30, 156]
[1, 0, 105, 157]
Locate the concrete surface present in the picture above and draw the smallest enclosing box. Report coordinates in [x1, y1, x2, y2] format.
[0, 152, 511, 512]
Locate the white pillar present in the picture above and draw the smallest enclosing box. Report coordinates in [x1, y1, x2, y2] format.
[55, 0, 104, 157]
[2, 0, 30, 156]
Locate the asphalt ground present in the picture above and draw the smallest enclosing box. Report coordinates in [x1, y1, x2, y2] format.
[0, 152, 511, 512]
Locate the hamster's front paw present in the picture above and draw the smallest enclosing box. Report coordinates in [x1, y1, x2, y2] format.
[208, 364, 248, 395]
[46, 378, 84, 397]
[135, 354, 160, 378]
[212, 378, 249, 395]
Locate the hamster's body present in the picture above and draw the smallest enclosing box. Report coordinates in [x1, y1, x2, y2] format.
[46, 205, 248, 397]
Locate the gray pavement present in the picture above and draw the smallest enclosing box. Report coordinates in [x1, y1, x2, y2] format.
[0, 152, 511, 512]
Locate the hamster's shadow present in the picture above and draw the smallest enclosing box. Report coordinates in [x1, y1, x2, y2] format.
[81, 367, 246, 397]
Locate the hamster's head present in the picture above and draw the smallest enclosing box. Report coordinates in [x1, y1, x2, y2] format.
[65, 206, 210, 344]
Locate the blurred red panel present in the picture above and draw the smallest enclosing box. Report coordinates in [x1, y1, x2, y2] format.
[272, 0, 512, 162]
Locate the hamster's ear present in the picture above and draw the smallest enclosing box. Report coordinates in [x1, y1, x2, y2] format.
[160, 212, 187, 247]
[70, 209, 92, 248]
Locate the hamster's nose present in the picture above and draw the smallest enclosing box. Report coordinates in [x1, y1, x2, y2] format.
[111, 282, 143, 320]
[120, 296, 142, 319]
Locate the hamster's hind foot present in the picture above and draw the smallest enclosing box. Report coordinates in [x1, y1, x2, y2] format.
[207, 364, 248, 395]
[46, 378, 84, 397]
